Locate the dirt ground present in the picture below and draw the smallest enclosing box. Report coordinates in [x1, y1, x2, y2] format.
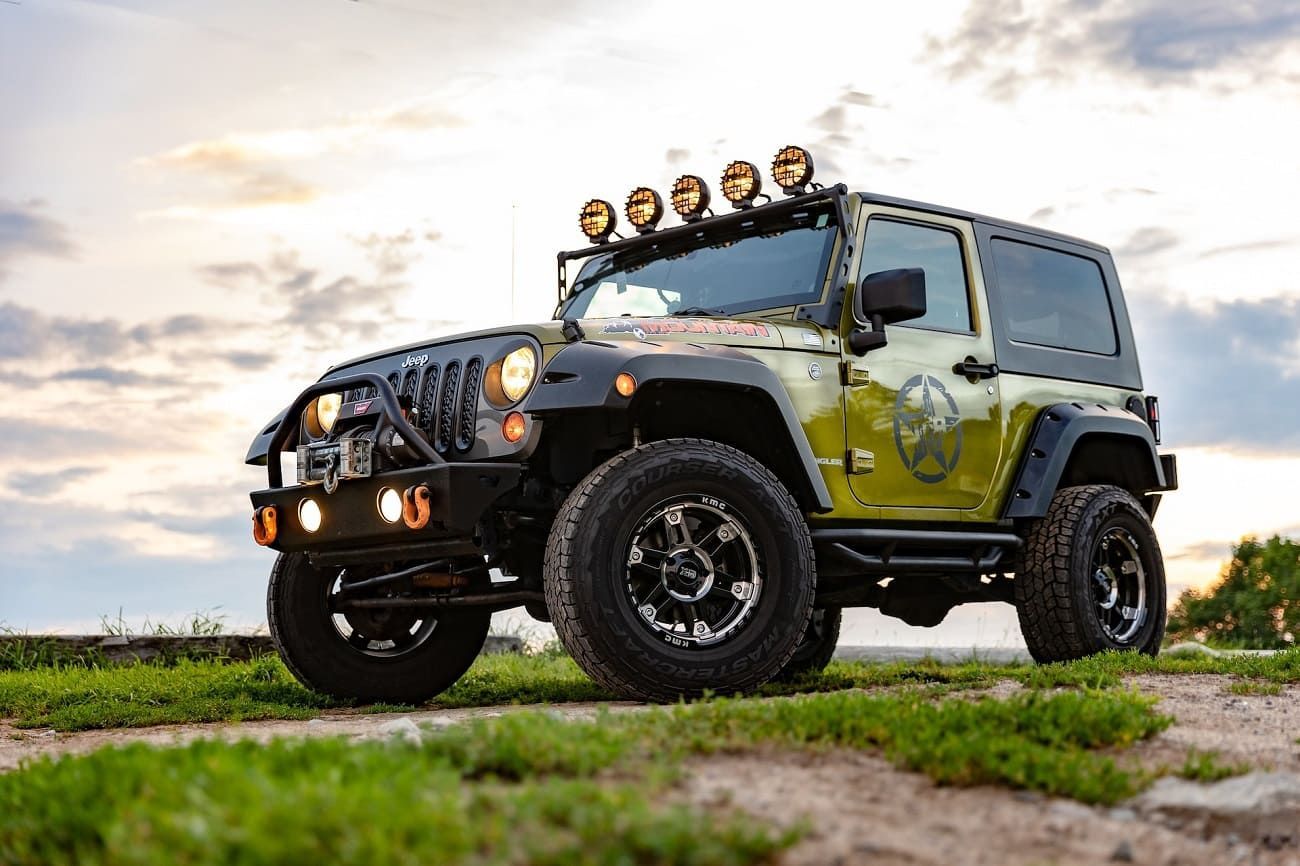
[3, 674, 1298, 865]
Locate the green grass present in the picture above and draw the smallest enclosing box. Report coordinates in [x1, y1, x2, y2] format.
[1177, 748, 1252, 783]
[0, 687, 1169, 865]
[2, 647, 1297, 733]
[1226, 679, 1283, 696]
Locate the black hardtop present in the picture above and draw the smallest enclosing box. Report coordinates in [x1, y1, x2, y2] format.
[855, 191, 1112, 257]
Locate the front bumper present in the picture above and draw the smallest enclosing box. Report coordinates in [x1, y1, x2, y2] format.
[250, 462, 521, 553]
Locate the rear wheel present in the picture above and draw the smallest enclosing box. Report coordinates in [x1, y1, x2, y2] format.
[545, 438, 816, 702]
[774, 607, 841, 681]
[267, 553, 490, 703]
[1015, 484, 1166, 662]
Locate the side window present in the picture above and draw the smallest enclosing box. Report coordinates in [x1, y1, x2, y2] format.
[858, 218, 972, 333]
[990, 239, 1117, 355]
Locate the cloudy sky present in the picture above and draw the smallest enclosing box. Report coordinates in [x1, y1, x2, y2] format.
[2, 0, 1298, 643]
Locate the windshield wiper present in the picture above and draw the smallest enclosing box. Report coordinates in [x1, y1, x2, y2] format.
[671, 306, 727, 317]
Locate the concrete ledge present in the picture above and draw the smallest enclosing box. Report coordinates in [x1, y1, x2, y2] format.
[0, 634, 523, 667]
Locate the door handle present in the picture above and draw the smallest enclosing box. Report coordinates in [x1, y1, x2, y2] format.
[953, 356, 999, 381]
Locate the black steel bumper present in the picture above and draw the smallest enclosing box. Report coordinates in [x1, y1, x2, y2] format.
[249, 462, 521, 553]
[249, 370, 524, 555]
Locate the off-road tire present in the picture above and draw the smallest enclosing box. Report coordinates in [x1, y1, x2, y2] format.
[774, 607, 842, 681]
[267, 552, 491, 703]
[1015, 484, 1166, 663]
[544, 438, 816, 702]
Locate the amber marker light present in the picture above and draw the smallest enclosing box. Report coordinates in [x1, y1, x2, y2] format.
[615, 372, 637, 398]
[721, 160, 761, 208]
[771, 145, 814, 194]
[625, 187, 664, 233]
[502, 411, 527, 443]
[670, 175, 710, 222]
[579, 199, 616, 243]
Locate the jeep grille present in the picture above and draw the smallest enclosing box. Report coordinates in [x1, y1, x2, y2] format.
[343, 356, 482, 455]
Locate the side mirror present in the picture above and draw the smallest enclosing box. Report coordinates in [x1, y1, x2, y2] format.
[848, 267, 927, 355]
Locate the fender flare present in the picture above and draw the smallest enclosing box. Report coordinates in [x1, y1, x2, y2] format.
[523, 340, 835, 512]
[1003, 402, 1172, 519]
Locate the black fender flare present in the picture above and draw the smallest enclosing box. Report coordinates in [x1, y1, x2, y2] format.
[1003, 402, 1173, 519]
[522, 340, 835, 512]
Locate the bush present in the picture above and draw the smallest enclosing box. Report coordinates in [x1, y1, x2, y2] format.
[1168, 535, 1299, 649]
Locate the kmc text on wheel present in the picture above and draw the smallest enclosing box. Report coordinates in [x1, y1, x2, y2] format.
[544, 438, 816, 702]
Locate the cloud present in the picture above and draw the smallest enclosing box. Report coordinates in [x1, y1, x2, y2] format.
[51, 366, 185, 388]
[0, 302, 227, 363]
[142, 137, 319, 210]
[198, 261, 266, 287]
[1116, 226, 1180, 258]
[1200, 237, 1297, 259]
[6, 466, 104, 497]
[1134, 293, 1300, 452]
[0, 200, 75, 280]
[665, 148, 690, 165]
[929, 0, 1300, 96]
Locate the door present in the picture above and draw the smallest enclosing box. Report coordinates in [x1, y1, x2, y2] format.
[843, 209, 1005, 512]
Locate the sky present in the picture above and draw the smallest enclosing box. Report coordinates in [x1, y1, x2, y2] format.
[2, 0, 1299, 644]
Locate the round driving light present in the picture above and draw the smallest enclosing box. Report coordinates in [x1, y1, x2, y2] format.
[624, 187, 664, 233]
[721, 160, 761, 208]
[499, 346, 536, 402]
[579, 199, 616, 243]
[615, 372, 637, 398]
[771, 145, 814, 194]
[502, 411, 527, 443]
[298, 498, 323, 533]
[316, 393, 343, 435]
[670, 174, 711, 221]
[377, 487, 402, 524]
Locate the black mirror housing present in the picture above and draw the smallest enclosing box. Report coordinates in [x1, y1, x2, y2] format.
[848, 268, 927, 355]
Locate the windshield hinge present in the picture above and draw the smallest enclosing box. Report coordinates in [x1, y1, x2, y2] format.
[561, 319, 586, 343]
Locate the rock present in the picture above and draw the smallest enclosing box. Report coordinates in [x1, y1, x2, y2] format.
[1131, 771, 1300, 845]
[1110, 839, 1134, 862]
[1108, 807, 1137, 823]
[376, 717, 423, 745]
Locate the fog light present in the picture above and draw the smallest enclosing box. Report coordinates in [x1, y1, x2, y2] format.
[625, 187, 664, 233]
[771, 145, 814, 194]
[298, 498, 322, 533]
[377, 487, 402, 524]
[579, 199, 616, 243]
[721, 160, 761, 208]
[502, 411, 526, 443]
[615, 372, 637, 397]
[670, 174, 710, 222]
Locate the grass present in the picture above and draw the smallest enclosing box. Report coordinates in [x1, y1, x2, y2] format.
[2, 646, 1297, 733]
[1177, 748, 1252, 783]
[0, 688, 1169, 865]
[1226, 679, 1283, 696]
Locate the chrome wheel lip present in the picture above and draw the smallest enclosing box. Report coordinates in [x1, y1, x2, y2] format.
[1091, 527, 1147, 644]
[624, 498, 763, 649]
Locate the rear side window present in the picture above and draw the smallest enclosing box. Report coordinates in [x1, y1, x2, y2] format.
[858, 218, 972, 333]
[991, 239, 1117, 355]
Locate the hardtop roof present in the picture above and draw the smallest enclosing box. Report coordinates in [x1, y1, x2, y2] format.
[855, 191, 1111, 255]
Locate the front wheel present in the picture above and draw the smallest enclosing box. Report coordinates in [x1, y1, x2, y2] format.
[545, 438, 816, 702]
[1015, 484, 1167, 662]
[267, 553, 490, 703]
[773, 607, 842, 681]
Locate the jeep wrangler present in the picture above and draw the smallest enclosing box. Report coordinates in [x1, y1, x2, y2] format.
[247, 146, 1177, 703]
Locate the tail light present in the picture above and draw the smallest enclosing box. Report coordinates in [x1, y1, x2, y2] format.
[1144, 395, 1161, 444]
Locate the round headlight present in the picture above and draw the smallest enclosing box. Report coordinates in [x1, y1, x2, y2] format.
[721, 160, 761, 208]
[771, 145, 814, 194]
[579, 199, 616, 243]
[499, 346, 536, 402]
[305, 392, 343, 437]
[671, 175, 710, 221]
[625, 187, 664, 233]
[377, 488, 402, 524]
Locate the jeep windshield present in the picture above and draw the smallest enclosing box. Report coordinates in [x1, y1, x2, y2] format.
[560, 200, 838, 319]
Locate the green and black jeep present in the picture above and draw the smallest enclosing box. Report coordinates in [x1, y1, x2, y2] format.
[247, 146, 1177, 703]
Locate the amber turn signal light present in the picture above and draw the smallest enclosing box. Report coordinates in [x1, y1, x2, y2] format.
[502, 411, 526, 443]
[252, 505, 278, 546]
[615, 372, 637, 397]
